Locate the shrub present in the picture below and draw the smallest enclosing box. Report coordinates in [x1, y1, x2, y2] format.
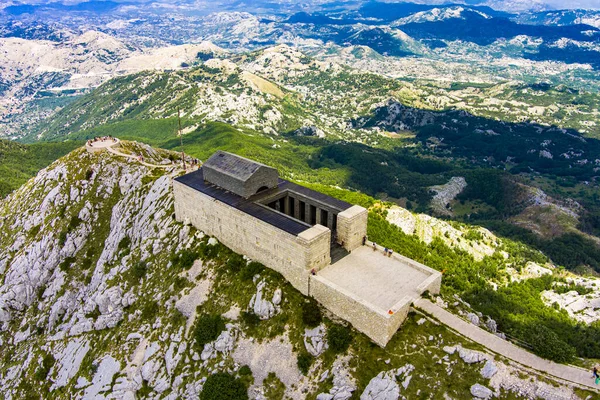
[174, 249, 198, 270]
[527, 325, 576, 363]
[141, 301, 159, 321]
[194, 314, 225, 347]
[59, 257, 76, 272]
[241, 311, 261, 327]
[227, 254, 246, 273]
[327, 324, 352, 354]
[297, 352, 313, 375]
[68, 215, 83, 231]
[58, 231, 67, 246]
[118, 236, 131, 256]
[301, 300, 322, 328]
[200, 373, 248, 400]
[130, 261, 147, 282]
[240, 262, 265, 281]
[35, 353, 55, 381]
[238, 365, 252, 376]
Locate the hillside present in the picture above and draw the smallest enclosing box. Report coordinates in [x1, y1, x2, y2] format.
[0, 143, 598, 399]
[0, 138, 81, 198]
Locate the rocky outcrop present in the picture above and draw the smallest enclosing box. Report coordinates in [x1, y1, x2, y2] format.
[304, 325, 328, 356]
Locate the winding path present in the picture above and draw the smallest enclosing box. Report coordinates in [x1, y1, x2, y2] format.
[414, 298, 599, 391]
[106, 146, 174, 169]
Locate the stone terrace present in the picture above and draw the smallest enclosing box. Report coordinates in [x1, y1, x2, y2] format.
[318, 246, 431, 312]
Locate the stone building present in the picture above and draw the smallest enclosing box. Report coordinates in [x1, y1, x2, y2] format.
[173, 151, 441, 347]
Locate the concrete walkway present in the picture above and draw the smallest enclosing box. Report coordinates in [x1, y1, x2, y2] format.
[414, 298, 600, 391]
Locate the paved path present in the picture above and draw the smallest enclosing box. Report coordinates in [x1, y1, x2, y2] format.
[414, 298, 599, 391]
[106, 146, 176, 169]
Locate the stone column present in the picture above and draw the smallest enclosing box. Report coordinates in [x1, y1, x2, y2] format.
[284, 196, 290, 215]
[305, 202, 311, 224]
[327, 212, 334, 230]
[315, 207, 322, 225]
[293, 197, 300, 219]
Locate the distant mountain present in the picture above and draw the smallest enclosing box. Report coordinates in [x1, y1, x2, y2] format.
[392, 6, 492, 26]
[400, 16, 600, 46]
[357, 1, 512, 22]
[514, 9, 600, 29]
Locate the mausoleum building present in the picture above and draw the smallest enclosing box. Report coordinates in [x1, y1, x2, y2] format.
[173, 151, 441, 346]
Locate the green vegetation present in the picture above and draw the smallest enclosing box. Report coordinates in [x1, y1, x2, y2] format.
[0, 138, 81, 198]
[301, 300, 322, 328]
[327, 324, 352, 354]
[297, 352, 313, 375]
[194, 313, 226, 348]
[263, 372, 285, 400]
[200, 372, 248, 400]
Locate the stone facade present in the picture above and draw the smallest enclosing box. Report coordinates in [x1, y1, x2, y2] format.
[337, 205, 368, 252]
[310, 276, 413, 347]
[173, 181, 330, 295]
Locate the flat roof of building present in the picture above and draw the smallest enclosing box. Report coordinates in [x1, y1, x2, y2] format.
[318, 246, 431, 311]
[174, 168, 352, 236]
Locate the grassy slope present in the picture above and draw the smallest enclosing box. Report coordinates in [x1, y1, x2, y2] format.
[0, 139, 82, 198]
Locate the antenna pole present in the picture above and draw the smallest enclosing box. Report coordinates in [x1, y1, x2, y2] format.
[178, 108, 186, 170]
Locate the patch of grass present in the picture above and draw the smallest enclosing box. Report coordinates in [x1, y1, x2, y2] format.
[200, 372, 248, 400]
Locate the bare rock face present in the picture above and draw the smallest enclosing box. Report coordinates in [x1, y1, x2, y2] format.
[249, 280, 275, 320]
[470, 383, 493, 399]
[201, 324, 237, 361]
[360, 365, 414, 400]
[317, 356, 356, 400]
[304, 325, 328, 357]
[480, 359, 498, 379]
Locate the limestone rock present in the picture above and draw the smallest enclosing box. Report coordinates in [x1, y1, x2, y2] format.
[317, 356, 356, 400]
[272, 288, 282, 305]
[480, 360, 498, 379]
[201, 324, 237, 361]
[249, 280, 275, 320]
[467, 312, 480, 326]
[360, 370, 399, 400]
[470, 383, 493, 399]
[485, 318, 497, 333]
[304, 325, 328, 357]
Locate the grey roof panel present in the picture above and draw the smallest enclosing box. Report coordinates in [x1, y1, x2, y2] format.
[203, 150, 271, 183]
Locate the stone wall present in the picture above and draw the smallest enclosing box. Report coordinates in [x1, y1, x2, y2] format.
[309, 275, 412, 347]
[173, 181, 330, 295]
[337, 205, 368, 252]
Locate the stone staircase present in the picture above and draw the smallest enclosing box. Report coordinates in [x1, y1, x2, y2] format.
[330, 243, 349, 264]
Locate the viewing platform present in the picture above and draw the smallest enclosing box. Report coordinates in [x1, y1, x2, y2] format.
[85, 137, 120, 153]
